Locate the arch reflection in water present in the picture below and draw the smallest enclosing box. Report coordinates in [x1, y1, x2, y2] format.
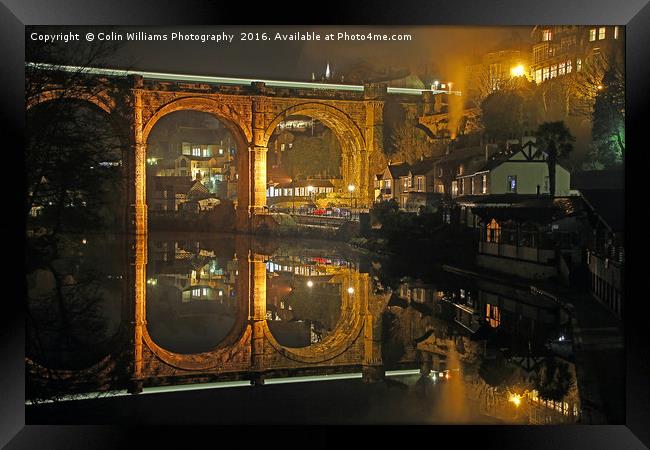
[134, 234, 385, 379]
[145, 236, 240, 354]
[265, 254, 350, 348]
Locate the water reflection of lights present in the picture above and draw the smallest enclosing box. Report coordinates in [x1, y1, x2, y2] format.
[509, 393, 522, 407]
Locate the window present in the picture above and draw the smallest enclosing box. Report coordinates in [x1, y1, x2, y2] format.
[482, 174, 488, 194]
[486, 218, 501, 243]
[403, 178, 409, 190]
[542, 29, 552, 41]
[599, 27, 606, 40]
[385, 179, 391, 189]
[507, 175, 517, 193]
[458, 164, 464, 175]
[470, 178, 475, 195]
[542, 67, 550, 81]
[550, 64, 558, 78]
[589, 28, 597, 41]
[558, 62, 566, 76]
[486, 304, 501, 328]
[417, 176, 423, 191]
[281, 143, 285, 151]
[566, 59, 572, 73]
[535, 69, 542, 84]
[577, 58, 582, 71]
[192, 146, 201, 156]
[614, 26, 619, 39]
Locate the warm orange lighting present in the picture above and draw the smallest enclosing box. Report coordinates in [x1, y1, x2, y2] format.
[510, 65, 526, 77]
[597, 84, 604, 90]
[509, 393, 522, 407]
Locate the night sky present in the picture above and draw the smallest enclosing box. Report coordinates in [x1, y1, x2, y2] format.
[27, 25, 531, 82]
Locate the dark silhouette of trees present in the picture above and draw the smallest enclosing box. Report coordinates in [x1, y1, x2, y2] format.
[534, 121, 575, 197]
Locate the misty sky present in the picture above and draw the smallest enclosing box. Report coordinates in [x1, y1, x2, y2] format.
[27, 25, 531, 82]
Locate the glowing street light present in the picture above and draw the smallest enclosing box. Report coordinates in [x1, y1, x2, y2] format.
[447, 82, 453, 92]
[510, 64, 526, 77]
[307, 280, 314, 288]
[347, 286, 354, 294]
[347, 184, 355, 220]
[433, 80, 439, 90]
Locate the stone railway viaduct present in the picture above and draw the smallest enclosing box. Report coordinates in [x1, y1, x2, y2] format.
[26, 64, 455, 233]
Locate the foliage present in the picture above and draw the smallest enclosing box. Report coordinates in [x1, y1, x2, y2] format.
[381, 310, 406, 367]
[534, 121, 575, 197]
[284, 129, 341, 179]
[534, 357, 575, 401]
[478, 354, 517, 388]
[589, 62, 625, 167]
[480, 78, 538, 141]
[26, 37, 129, 233]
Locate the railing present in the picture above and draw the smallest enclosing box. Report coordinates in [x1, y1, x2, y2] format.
[479, 241, 555, 264]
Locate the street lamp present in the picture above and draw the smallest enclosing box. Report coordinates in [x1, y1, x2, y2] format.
[348, 184, 355, 220]
[433, 80, 439, 90]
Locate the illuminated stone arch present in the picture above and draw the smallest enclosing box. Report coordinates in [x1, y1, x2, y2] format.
[262, 102, 368, 196]
[141, 96, 252, 145]
[141, 290, 251, 372]
[262, 271, 367, 364]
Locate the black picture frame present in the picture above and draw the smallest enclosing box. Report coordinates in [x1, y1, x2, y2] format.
[3, 0, 647, 447]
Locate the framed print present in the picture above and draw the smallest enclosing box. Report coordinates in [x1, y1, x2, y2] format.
[2, 0, 648, 447]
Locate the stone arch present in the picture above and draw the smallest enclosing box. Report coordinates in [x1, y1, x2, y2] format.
[262, 272, 366, 364]
[26, 89, 117, 114]
[141, 290, 251, 371]
[140, 96, 252, 223]
[262, 102, 367, 194]
[141, 96, 252, 146]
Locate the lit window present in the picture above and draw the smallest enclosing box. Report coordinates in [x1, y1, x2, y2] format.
[482, 174, 488, 194]
[507, 175, 517, 193]
[486, 219, 500, 243]
[589, 28, 597, 41]
[614, 26, 619, 39]
[542, 29, 552, 41]
[535, 69, 542, 84]
[542, 67, 550, 81]
[192, 146, 201, 156]
[566, 59, 572, 73]
[577, 58, 582, 72]
[599, 27, 606, 40]
[550, 64, 558, 78]
[559, 62, 566, 76]
[281, 143, 285, 151]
